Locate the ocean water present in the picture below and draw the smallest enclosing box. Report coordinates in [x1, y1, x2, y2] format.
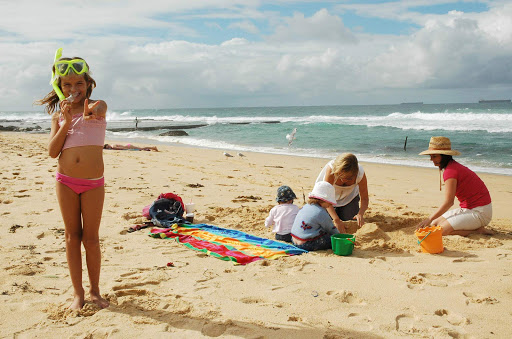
[2, 102, 512, 175]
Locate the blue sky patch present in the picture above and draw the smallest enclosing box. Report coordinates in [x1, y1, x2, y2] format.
[411, 2, 488, 14]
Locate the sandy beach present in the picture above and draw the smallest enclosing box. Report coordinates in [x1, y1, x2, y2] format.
[1, 131, 511, 338]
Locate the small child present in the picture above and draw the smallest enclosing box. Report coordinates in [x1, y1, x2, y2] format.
[291, 181, 340, 251]
[265, 186, 300, 243]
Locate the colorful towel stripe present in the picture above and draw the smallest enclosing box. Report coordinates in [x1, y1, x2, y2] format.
[149, 223, 307, 265]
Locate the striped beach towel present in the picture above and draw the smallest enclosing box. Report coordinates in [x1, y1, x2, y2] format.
[149, 223, 307, 265]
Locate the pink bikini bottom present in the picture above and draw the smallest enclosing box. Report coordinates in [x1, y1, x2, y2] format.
[56, 172, 104, 194]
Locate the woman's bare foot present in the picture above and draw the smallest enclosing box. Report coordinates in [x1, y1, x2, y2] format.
[90, 291, 109, 309]
[476, 227, 495, 235]
[69, 294, 85, 310]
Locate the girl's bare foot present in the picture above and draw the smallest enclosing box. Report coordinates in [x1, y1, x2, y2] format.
[69, 294, 85, 310]
[477, 227, 494, 235]
[90, 291, 109, 309]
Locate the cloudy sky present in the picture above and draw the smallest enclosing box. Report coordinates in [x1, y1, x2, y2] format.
[1, 0, 511, 110]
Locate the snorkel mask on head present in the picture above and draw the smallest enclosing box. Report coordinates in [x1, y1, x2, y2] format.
[49, 48, 89, 101]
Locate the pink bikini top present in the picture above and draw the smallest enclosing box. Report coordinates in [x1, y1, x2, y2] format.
[59, 113, 106, 150]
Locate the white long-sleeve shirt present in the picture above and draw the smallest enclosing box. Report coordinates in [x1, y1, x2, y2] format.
[265, 203, 300, 235]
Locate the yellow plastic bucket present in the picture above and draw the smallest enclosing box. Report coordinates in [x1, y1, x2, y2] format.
[415, 226, 444, 254]
[331, 233, 356, 256]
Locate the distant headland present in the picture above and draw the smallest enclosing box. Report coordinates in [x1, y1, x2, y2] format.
[478, 99, 511, 103]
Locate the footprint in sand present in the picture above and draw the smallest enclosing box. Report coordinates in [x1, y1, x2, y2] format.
[111, 280, 160, 297]
[276, 259, 313, 273]
[239, 296, 264, 304]
[434, 309, 470, 326]
[452, 256, 484, 263]
[347, 313, 373, 331]
[6, 264, 44, 277]
[161, 298, 193, 315]
[112, 288, 149, 297]
[45, 248, 66, 254]
[462, 292, 499, 305]
[406, 275, 425, 289]
[201, 320, 229, 337]
[428, 326, 466, 339]
[395, 313, 417, 332]
[407, 273, 464, 288]
[326, 290, 366, 305]
[121, 211, 141, 221]
[368, 256, 386, 264]
[497, 253, 511, 260]
[119, 271, 139, 278]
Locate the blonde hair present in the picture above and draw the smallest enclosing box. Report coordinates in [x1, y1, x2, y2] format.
[307, 197, 323, 205]
[332, 153, 359, 178]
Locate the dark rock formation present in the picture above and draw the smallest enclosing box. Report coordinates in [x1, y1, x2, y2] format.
[159, 130, 189, 136]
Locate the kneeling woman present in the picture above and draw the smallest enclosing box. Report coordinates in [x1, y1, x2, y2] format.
[316, 153, 369, 233]
[417, 136, 493, 236]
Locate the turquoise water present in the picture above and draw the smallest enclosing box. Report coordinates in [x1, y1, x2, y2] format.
[2, 102, 511, 175]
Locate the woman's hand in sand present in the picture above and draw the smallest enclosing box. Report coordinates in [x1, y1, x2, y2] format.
[417, 218, 431, 229]
[354, 213, 365, 228]
[334, 219, 346, 233]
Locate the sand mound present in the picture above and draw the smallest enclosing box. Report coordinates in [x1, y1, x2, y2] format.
[355, 223, 390, 242]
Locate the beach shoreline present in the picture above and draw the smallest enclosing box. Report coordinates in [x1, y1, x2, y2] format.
[1, 131, 511, 338]
[3, 100, 512, 177]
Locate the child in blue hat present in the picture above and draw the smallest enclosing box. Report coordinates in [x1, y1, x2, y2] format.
[265, 186, 299, 243]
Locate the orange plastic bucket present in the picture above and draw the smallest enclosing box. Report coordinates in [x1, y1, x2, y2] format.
[415, 226, 444, 254]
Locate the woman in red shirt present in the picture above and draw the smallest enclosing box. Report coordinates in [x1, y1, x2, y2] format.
[417, 136, 493, 236]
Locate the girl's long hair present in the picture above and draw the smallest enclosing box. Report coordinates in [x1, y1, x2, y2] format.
[34, 57, 96, 114]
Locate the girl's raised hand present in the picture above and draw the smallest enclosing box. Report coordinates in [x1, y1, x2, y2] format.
[83, 98, 103, 120]
[59, 100, 73, 125]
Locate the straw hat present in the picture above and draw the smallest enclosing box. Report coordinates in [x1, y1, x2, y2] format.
[419, 136, 461, 156]
[308, 181, 337, 205]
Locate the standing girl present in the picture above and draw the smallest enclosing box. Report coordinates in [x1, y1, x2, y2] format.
[36, 48, 109, 309]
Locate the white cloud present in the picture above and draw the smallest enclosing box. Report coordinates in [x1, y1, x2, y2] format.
[1, 2, 512, 110]
[269, 8, 358, 43]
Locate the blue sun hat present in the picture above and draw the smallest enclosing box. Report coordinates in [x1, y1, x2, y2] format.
[276, 185, 297, 202]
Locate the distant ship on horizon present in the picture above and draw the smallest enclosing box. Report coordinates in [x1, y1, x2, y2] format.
[478, 99, 511, 103]
[400, 102, 423, 105]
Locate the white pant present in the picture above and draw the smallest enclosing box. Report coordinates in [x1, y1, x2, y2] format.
[442, 203, 492, 231]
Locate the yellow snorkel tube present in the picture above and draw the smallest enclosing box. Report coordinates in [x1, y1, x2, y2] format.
[50, 47, 66, 101]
